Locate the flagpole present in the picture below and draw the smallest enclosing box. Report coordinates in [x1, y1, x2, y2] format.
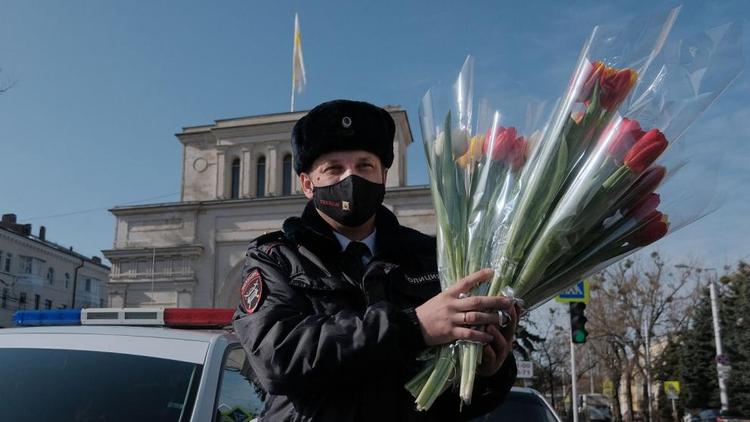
[290, 13, 296, 112]
[291, 85, 295, 112]
[290, 12, 305, 113]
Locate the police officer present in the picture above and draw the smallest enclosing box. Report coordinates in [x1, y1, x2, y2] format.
[234, 99, 518, 421]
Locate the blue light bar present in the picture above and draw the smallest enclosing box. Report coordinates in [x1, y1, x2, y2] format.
[13, 309, 82, 326]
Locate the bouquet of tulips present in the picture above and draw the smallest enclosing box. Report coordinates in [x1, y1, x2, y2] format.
[407, 7, 744, 411]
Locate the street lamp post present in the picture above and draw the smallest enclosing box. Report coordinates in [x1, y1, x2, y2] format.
[676, 264, 730, 413]
[706, 269, 730, 414]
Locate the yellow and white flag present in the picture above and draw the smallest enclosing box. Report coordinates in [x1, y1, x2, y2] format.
[292, 13, 307, 95]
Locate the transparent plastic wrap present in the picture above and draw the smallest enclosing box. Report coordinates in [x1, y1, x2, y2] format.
[524, 161, 723, 306]
[420, 56, 544, 295]
[488, 7, 681, 299]
[414, 55, 536, 410]
[407, 8, 744, 411]
[511, 20, 744, 307]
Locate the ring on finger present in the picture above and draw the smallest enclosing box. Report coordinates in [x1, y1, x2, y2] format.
[498, 310, 512, 328]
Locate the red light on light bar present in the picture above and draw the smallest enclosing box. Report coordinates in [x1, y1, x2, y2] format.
[163, 308, 234, 327]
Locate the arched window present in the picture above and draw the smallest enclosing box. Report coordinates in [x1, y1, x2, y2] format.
[230, 158, 241, 199]
[282, 154, 293, 195]
[256, 156, 266, 197]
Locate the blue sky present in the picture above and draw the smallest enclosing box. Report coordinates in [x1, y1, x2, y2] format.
[1, 0, 748, 276]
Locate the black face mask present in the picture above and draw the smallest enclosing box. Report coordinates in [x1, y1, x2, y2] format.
[313, 174, 386, 227]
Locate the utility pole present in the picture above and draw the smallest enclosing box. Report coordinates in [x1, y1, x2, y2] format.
[570, 335, 579, 422]
[644, 320, 653, 422]
[566, 297, 588, 422]
[676, 265, 730, 414]
[708, 270, 730, 413]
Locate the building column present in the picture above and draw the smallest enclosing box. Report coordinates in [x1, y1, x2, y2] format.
[216, 151, 226, 199]
[108, 288, 125, 308]
[387, 133, 404, 187]
[176, 288, 193, 308]
[267, 146, 278, 196]
[241, 148, 252, 198]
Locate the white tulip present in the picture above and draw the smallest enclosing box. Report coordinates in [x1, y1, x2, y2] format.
[434, 131, 445, 157]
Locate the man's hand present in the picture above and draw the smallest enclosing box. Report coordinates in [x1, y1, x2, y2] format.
[415, 269, 514, 346]
[477, 303, 519, 377]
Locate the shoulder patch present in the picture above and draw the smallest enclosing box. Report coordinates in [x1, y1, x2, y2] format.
[240, 269, 265, 314]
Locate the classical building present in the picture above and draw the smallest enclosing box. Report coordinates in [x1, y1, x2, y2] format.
[0, 214, 109, 327]
[615, 336, 669, 420]
[103, 106, 435, 309]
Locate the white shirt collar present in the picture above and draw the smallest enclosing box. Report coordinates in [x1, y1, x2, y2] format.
[333, 229, 377, 257]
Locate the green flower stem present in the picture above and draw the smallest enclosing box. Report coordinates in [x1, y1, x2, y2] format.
[488, 258, 516, 297]
[602, 165, 630, 190]
[522, 215, 644, 305]
[524, 155, 639, 285]
[491, 134, 570, 298]
[459, 342, 482, 404]
[524, 239, 637, 306]
[405, 359, 436, 398]
[415, 346, 456, 411]
[514, 172, 627, 297]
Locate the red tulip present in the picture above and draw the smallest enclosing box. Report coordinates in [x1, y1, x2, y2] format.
[626, 193, 661, 220]
[631, 165, 667, 197]
[483, 126, 517, 161]
[624, 129, 668, 174]
[575, 61, 637, 109]
[576, 61, 605, 103]
[631, 212, 669, 246]
[607, 118, 645, 162]
[598, 66, 638, 109]
[614, 165, 667, 216]
[508, 136, 528, 170]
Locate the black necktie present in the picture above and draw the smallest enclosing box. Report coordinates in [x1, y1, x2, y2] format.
[340, 241, 370, 284]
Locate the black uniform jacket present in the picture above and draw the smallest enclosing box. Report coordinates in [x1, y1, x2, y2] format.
[233, 201, 516, 421]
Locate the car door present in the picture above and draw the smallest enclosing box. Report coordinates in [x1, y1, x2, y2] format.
[213, 346, 265, 422]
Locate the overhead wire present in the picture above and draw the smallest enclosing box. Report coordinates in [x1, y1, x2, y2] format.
[24, 192, 180, 221]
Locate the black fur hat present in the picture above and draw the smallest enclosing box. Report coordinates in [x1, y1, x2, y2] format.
[291, 99, 395, 174]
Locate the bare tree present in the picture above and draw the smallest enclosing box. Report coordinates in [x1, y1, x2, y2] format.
[531, 306, 598, 417]
[587, 252, 694, 422]
[533, 308, 569, 411]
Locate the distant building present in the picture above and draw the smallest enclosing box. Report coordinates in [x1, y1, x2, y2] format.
[616, 336, 669, 420]
[103, 107, 435, 309]
[0, 214, 110, 327]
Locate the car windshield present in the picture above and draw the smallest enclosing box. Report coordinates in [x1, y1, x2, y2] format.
[0, 348, 202, 421]
[472, 391, 558, 422]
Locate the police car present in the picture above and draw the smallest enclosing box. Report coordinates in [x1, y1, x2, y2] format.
[0, 308, 263, 422]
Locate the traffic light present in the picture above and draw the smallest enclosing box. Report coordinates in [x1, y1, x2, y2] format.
[570, 302, 588, 344]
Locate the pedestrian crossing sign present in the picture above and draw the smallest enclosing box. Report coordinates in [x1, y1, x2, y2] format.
[664, 381, 680, 400]
[555, 280, 590, 303]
